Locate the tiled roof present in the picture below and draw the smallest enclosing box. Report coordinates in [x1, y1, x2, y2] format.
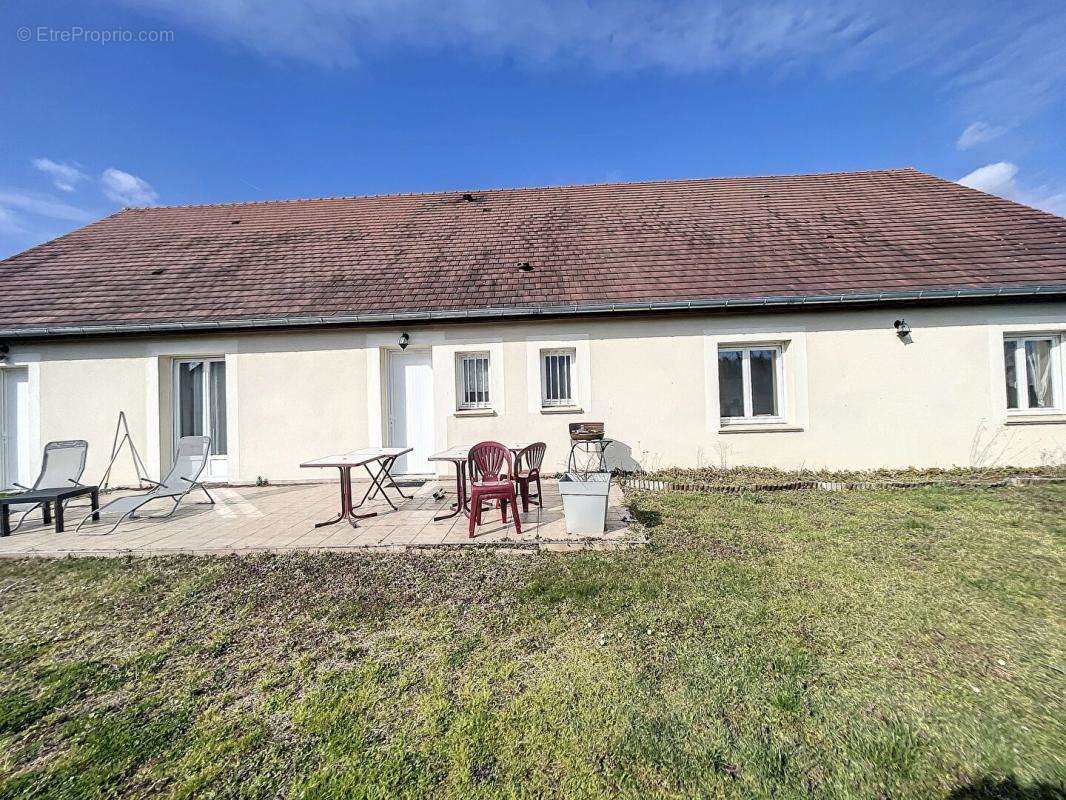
[2, 168, 1065, 335]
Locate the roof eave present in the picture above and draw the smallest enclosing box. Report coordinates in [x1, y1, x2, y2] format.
[2, 284, 1065, 340]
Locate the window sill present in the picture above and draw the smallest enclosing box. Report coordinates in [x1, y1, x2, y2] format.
[454, 408, 496, 418]
[540, 405, 583, 415]
[1005, 413, 1066, 425]
[718, 423, 804, 434]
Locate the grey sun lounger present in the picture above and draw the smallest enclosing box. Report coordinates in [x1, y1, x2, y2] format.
[5, 440, 89, 533]
[76, 435, 214, 535]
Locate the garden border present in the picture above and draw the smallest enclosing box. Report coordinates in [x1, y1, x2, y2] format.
[618, 474, 1066, 495]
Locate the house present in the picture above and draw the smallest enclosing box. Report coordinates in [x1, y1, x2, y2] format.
[1, 168, 1065, 488]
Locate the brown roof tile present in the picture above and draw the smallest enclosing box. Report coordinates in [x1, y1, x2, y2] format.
[1, 168, 1065, 334]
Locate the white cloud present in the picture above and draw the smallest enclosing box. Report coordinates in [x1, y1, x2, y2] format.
[0, 191, 95, 223]
[958, 162, 1018, 195]
[31, 158, 89, 192]
[940, 10, 1066, 123]
[0, 166, 162, 257]
[118, 0, 1066, 140]
[124, 2, 1066, 94]
[101, 168, 159, 206]
[958, 162, 1066, 218]
[956, 121, 1006, 150]
[127, 0, 881, 70]
[0, 191, 98, 259]
[0, 206, 23, 235]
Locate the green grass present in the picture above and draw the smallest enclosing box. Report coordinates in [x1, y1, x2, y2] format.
[0, 483, 1063, 798]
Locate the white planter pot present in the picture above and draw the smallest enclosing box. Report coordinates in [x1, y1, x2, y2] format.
[558, 472, 611, 534]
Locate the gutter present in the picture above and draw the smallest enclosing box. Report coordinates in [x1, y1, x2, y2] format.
[2, 284, 1065, 340]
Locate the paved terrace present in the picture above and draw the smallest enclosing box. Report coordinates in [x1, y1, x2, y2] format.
[0, 479, 642, 557]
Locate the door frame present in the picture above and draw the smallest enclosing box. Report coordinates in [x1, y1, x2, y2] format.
[171, 357, 228, 480]
[0, 369, 8, 488]
[0, 367, 31, 490]
[385, 348, 435, 475]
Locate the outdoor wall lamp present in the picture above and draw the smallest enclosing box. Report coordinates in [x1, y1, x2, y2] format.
[893, 319, 911, 339]
[0, 343, 8, 363]
[398, 332, 410, 350]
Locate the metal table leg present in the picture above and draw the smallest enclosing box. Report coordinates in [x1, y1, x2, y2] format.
[375, 456, 412, 501]
[434, 458, 467, 521]
[314, 466, 359, 528]
[351, 455, 411, 516]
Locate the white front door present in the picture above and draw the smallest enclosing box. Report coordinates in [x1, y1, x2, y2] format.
[387, 350, 434, 475]
[1, 368, 32, 490]
[173, 358, 229, 480]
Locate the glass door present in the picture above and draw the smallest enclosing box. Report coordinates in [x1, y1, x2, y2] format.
[173, 358, 228, 480]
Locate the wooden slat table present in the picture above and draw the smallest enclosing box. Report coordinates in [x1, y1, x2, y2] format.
[300, 447, 413, 528]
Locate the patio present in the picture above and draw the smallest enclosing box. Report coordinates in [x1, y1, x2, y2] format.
[0, 477, 642, 558]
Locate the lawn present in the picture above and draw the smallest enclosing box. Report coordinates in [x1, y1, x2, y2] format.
[0, 483, 1063, 799]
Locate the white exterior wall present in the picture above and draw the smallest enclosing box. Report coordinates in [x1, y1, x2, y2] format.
[230, 332, 368, 482]
[3, 301, 1065, 484]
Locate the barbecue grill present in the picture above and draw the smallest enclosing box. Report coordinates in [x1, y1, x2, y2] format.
[568, 422, 604, 441]
[567, 422, 612, 474]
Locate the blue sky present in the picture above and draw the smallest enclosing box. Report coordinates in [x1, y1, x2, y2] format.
[2, 0, 1064, 258]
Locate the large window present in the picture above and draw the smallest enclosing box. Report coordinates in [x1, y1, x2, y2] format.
[1004, 335, 1062, 412]
[541, 348, 576, 407]
[456, 352, 491, 410]
[718, 345, 783, 422]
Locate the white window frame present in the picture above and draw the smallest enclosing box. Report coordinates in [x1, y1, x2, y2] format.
[718, 344, 786, 424]
[540, 348, 577, 408]
[455, 352, 492, 411]
[1004, 334, 1063, 414]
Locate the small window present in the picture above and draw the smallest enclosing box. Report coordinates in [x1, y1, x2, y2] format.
[719, 345, 783, 422]
[1004, 335, 1062, 412]
[541, 348, 576, 407]
[456, 352, 491, 410]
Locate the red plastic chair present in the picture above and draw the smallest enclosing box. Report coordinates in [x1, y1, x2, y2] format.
[513, 442, 546, 513]
[467, 441, 522, 538]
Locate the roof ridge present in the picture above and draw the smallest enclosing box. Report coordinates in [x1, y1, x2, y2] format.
[120, 167, 921, 212]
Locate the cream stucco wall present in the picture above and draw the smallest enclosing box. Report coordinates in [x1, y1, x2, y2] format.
[4, 301, 1064, 484]
[231, 332, 368, 481]
[27, 342, 152, 486]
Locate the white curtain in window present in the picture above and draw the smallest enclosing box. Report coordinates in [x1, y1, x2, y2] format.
[749, 349, 778, 416]
[1025, 340, 1053, 408]
[209, 361, 228, 455]
[1003, 341, 1020, 409]
[177, 362, 204, 438]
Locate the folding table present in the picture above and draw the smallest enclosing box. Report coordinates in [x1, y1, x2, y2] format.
[300, 447, 413, 528]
